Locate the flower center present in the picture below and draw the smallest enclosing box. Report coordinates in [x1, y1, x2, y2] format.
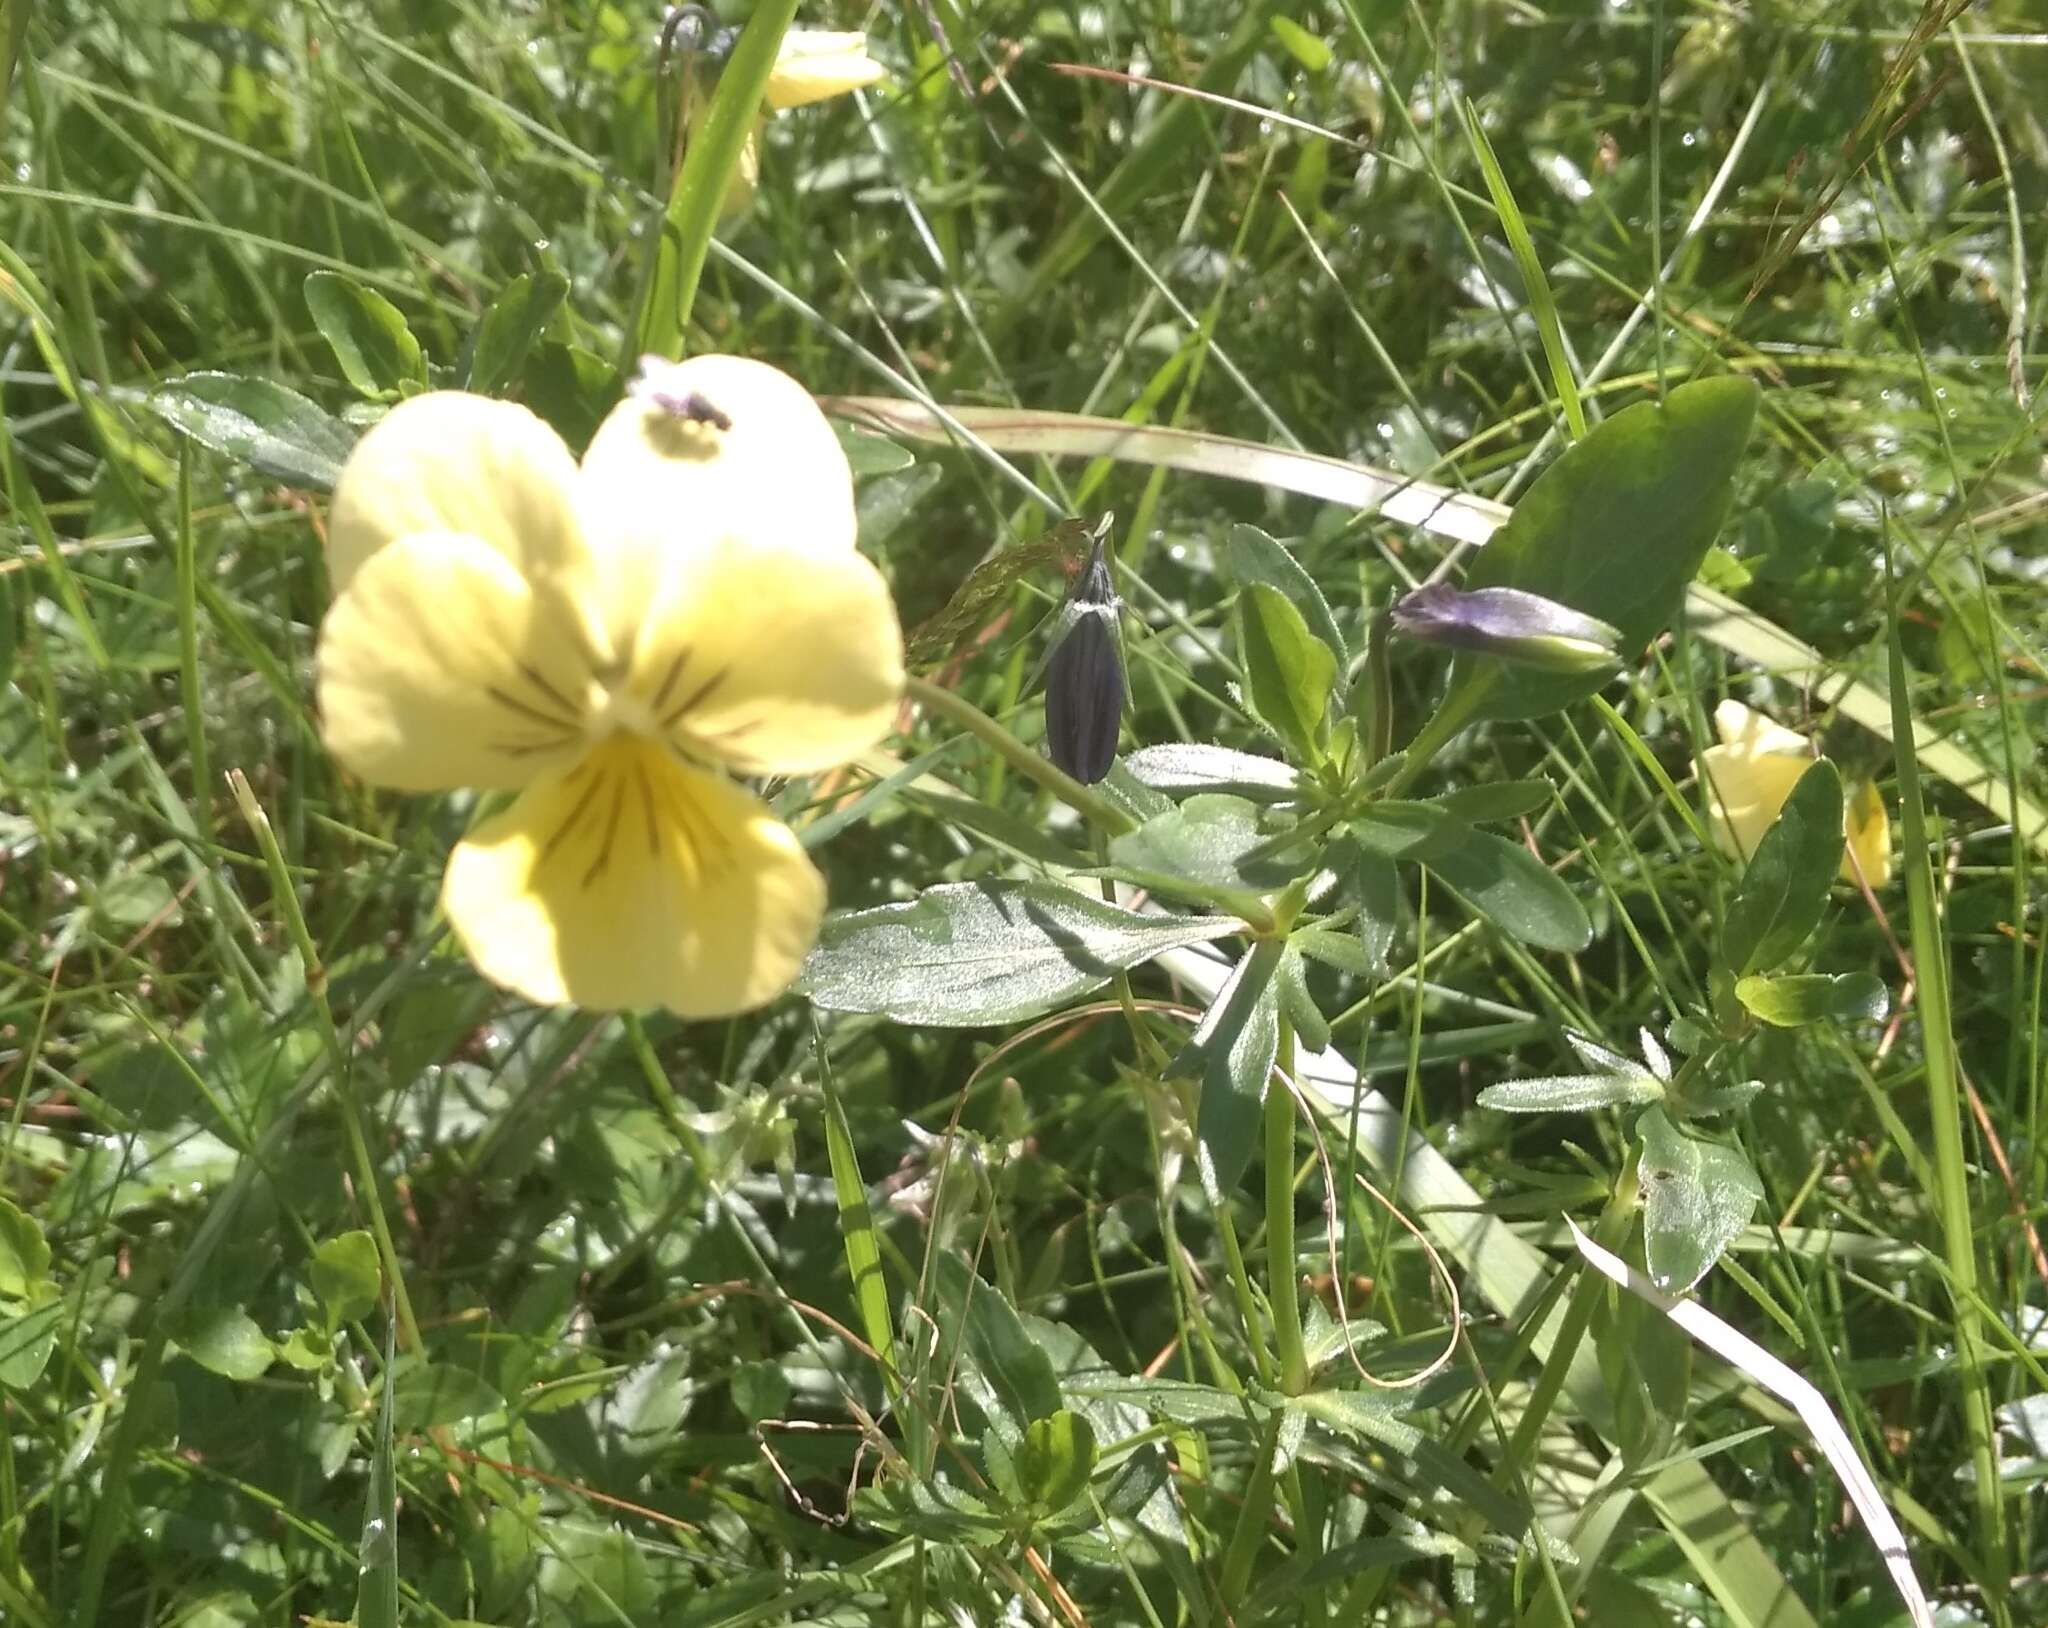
[538, 735, 731, 890]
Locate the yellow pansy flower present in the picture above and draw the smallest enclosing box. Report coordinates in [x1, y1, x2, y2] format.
[763, 30, 889, 110]
[1698, 700, 1892, 887]
[315, 354, 905, 1017]
[688, 28, 888, 217]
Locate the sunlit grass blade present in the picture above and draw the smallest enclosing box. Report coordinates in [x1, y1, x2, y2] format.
[1459, 98, 1588, 441]
[816, 1023, 901, 1403]
[355, 1317, 400, 1628]
[1883, 536, 2010, 1616]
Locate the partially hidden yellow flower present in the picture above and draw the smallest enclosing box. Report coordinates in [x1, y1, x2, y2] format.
[693, 29, 887, 217]
[315, 354, 905, 1017]
[763, 30, 888, 110]
[1698, 700, 1892, 887]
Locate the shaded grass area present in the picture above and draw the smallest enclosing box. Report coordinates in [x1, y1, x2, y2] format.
[2, 1, 2045, 1624]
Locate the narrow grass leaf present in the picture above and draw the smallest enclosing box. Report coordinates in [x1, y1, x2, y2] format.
[1885, 551, 2007, 1583]
[819, 1038, 899, 1397]
[1460, 98, 1586, 442]
[355, 1318, 399, 1628]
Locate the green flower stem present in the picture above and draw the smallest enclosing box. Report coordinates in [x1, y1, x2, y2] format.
[1500, 1145, 1639, 1474]
[1266, 1017, 1310, 1396]
[1212, 1195, 1276, 1392]
[1887, 557, 2009, 1615]
[816, 1030, 908, 1415]
[1219, 1407, 1286, 1607]
[226, 772, 424, 1361]
[905, 674, 1138, 837]
[1383, 666, 1497, 797]
[172, 447, 214, 863]
[631, 0, 800, 361]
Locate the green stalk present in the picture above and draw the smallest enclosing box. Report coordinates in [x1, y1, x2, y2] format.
[226, 772, 424, 1361]
[1384, 667, 1496, 797]
[1884, 551, 2009, 1618]
[1500, 1149, 1638, 1474]
[1218, 1408, 1286, 1606]
[632, 0, 799, 360]
[816, 1024, 904, 1408]
[905, 674, 1137, 836]
[172, 446, 214, 862]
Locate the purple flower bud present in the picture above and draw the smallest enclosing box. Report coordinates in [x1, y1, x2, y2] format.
[1389, 583, 1622, 674]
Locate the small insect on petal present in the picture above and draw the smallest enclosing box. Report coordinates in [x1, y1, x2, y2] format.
[1044, 536, 1123, 784]
[629, 356, 734, 430]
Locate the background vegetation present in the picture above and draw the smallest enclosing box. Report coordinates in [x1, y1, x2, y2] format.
[2, 0, 2045, 1624]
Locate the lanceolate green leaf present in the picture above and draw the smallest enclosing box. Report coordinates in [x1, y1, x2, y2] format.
[797, 881, 1243, 1026]
[304, 271, 425, 398]
[929, 1254, 1062, 1444]
[465, 269, 570, 395]
[1735, 971, 1889, 1028]
[1723, 759, 1845, 975]
[1426, 831, 1592, 953]
[1441, 375, 1758, 720]
[1238, 582, 1337, 764]
[1110, 794, 1307, 893]
[147, 372, 358, 490]
[1178, 939, 1284, 1196]
[1226, 524, 1347, 663]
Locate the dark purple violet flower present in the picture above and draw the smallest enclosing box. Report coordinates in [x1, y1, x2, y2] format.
[1390, 583, 1622, 674]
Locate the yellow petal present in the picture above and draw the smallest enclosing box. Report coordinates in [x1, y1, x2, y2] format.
[440, 739, 825, 1016]
[631, 538, 904, 775]
[684, 95, 763, 219]
[1698, 743, 1810, 864]
[577, 355, 857, 650]
[1712, 698, 1809, 759]
[1845, 780, 1892, 887]
[764, 31, 887, 110]
[327, 393, 589, 595]
[316, 531, 600, 791]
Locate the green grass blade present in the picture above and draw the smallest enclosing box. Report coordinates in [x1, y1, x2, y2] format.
[816, 1023, 900, 1402]
[1883, 535, 2010, 1617]
[1459, 99, 1588, 441]
[355, 1317, 400, 1628]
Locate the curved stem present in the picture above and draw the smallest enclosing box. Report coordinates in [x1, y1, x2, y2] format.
[905, 674, 1138, 836]
[1383, 668, 1496, 797]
